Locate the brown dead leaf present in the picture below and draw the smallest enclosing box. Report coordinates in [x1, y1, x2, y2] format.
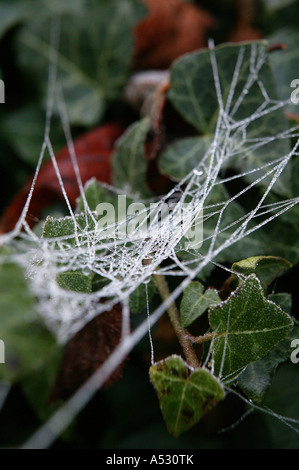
[50, 304, 125, 402]
[229, 0, 262, 43]
[134, 0, 215, 70]
[0, 123, 124, 233]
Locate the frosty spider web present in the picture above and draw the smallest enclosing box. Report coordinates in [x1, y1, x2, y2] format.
[1, 20, 299, 447]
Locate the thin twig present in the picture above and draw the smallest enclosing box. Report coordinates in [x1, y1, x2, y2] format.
[153, 273, 200, 369]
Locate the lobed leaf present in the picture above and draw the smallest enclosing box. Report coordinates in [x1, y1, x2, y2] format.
[16, 0, 146, 126]
[56, 270, 93, 294]
[238, 320, 299, 404]
[231, 255, 292, 290]
[209, 274, 294, 379]
[129, 278, 156, 314]
[165, 41, 291, 195]
[113, 117, 152, 197]
[180, 281, 220, 328]
[150, 355, 225, 437]
[0, 256, 56, 382]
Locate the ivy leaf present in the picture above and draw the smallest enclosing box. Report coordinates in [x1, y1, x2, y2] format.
[129, 279, 156, 314]
[263, 0, 298, 11]
[2, 105, 65, 167]
[180, 282, 220, 328]
[150, 355, 225, 437]
[238, 320, 299, 404]
[268, 293, 292, 314]
[43, 214, 113, 293]
[43, 213, 97, 245]
[268, 28, 299, 114]
[263, 363, 299, 449]
[231, 255, 292, 290]
[21, 347, 62, 421]
[77, 178, 118, 212]
[167, 41, 290, 195]
[209, 274, 293, 379]
[0, 1, 27, 40]
[113, 117, 152, 197]
[0, 257, 56, 382]
[16, 0, 146, 126]
[176, 184, 249, 275]
[160, 136, 212, 181]
[56, 270, 93, 294]
[178, 182, 299, 276]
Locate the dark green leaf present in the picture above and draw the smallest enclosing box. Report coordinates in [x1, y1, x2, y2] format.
[150, 355, 225, 437]
[21, 347, 62, 420]
[0, 0, 87, 40]
[268, 293, 292, 314]
[238, 320, 299, 404]
[160, 136, 212, 181]
[113, 117, 152, 197]
[263, 363, 299, 448]
[231, 255, 292, 289]
[0, 258, 56, 382]
[2, 105, 64, 166]
[180, 282, 220, 328]
[77, 178, 118, 212]
[209, 274, 293, 379]
[16, 0, 146, 126]
[263, 0, 297, 11]
[129, 278, 156, 314]
[268, 28, 299, 113]
[168, 41, 290, 196]
[57, 270, 93, 293]
[42, 213, 97, 245]
[0, 1, 26, 39]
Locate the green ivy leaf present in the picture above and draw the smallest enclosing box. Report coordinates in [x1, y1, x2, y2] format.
[56, 270, 93, 293]
[0, 1, 26, 39]
[43, 213, 113, 293]
[238, 320, 299, 404]
[268, 292, 292, 313]
[77, 178, 118, 212]
[263, 0, 297, 11]
[231, 255, 292, 290]
[263, 363, 299, 449]
[160, 136, 212, 181]
[0, 258, 56, 382]
[21, 347, 62, 421]
[129, 278, 156, 314]
[113, 117, 152, 197]
[180, 282, 220, 328]
[2, 105, 65, 166]
[43, 213, 97, 245]
[268, 28, 299, 114]
[177, 183, 299, 280]
[167, 41, 290, 195]
[263, 219, 299, 264]
[150, 355, 225, 437]
[16, 0, 146, 126]
[209, 274, 293, 379]
[176, 184, 249, 276]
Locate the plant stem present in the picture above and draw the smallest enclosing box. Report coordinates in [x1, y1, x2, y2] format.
[188, 332, 216, 345]
[153, 273, 200, 369]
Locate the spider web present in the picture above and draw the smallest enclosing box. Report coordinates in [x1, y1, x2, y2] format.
[1, 20, 299, 447]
